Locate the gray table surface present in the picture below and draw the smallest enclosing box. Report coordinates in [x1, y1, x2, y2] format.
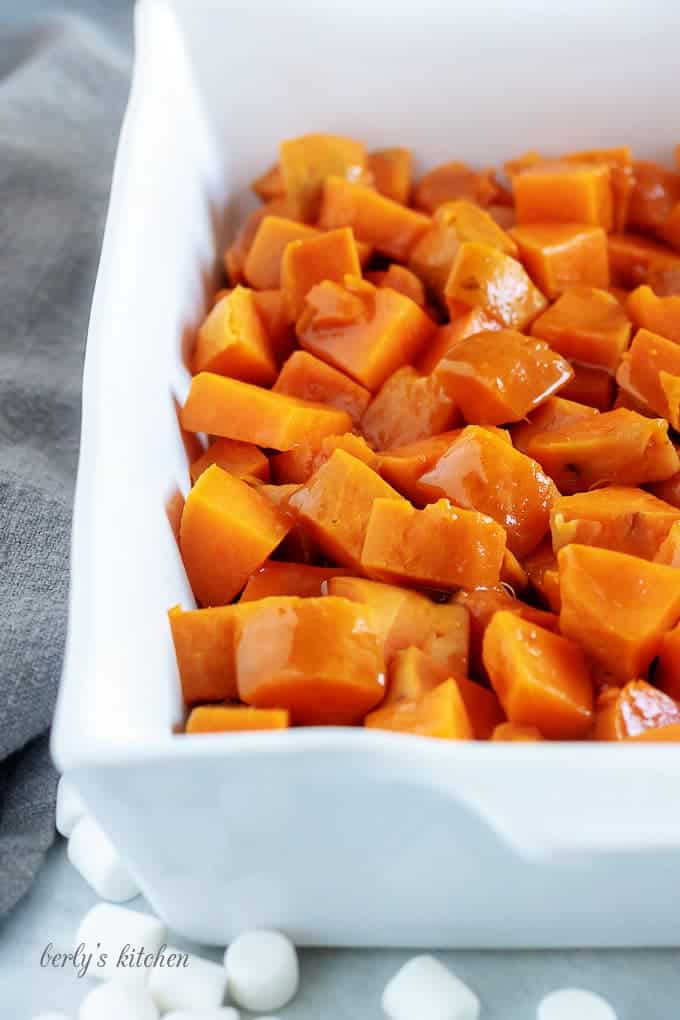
[2, 2, 680, 1018]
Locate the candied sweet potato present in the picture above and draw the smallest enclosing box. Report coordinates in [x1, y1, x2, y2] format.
[367, 147, 412, 204]
[530, 286, 631, 372]
[621, 327, 680, 429]
[510, 396, 598, 457]
[244, 216, 320, 290]
[273, 349, 371, 424]
[378, 431, 462, 504]
[510, 225, 610, 299]
[365, 679, 473, 739]
[413, 161, 499, 214]
[564, 145, 634, 233]
[271, 432, 378, 486]
[193, 286, 277, 384]
[365, 264, 425, 306]
[514, 160, 613, 230]
[627, 285, 680, 344]
[594, 680, 680, 740]
[281, 227, 361, 320]
[443, 242, 548, 330]
[240, 561, 350, 602]
[318, 176, 430, 260]
[523, 538, 561, 613]
[251, 163, 285, 203]
[224, 198, 294, 285]
[560, 363, 615, 411]
[169, 603, 240, 704]
[361, 365, 460, 451]
[418, 309, 502, 374]
[627, 159, 680, 233]
[186, 705, 290, 733]
[279, 133, 367, 221]
[608, 232, 680, 290]
[252, 289, 296, 364]
[189, 438, 270, 486]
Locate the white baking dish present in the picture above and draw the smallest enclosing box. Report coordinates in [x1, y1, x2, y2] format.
[53, 0, 680, 947]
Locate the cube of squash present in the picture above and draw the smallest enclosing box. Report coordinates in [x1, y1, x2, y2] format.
[413, 161, 500, 214]
[280, 133, 367, 221]
[240, 561, 350, 602]
[273, 349, 371, 424]
[361, 497, 506, 590]
[244, 216, 320, 290]
[189, 438, 269, 486]
[559, 543, 680, 680]
[483, 611, 594, 739]
[510, 396, 598, 457]
[179, 465, 291, 606]
[361, 365, 460, 451]
[297, 277, 435, 391]
[193, 286, 277, 384]
[281, 227, 361, 320]
[530, 286, 631, 372]
[513, 160, 613, 229]
[186, 706, 290, 733]
[364, 679, 473, 739]
[621, 327, 680, 429]
[318, 176, 430, 260]
[594, 680, 680, 740]
[444, 242, 548, 330]
[235, 595, 385, 725]
[627, 285, 680, 344]
[510, 225, 610, 299]
[367, 147, 412, 204]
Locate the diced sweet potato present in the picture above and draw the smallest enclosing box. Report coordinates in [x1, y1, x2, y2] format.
[560, 363, 615, 411]
[364, 679, 473, 739]
[318, 176, 430, 260]
[530, 286, 631, 372]
[559, 543, 680, 680]
[564, 145, 634, 232]
[384, 645, 450, 705]
[443, 242, 548, 330]
[273, 350, 371, 424]
[627, 285, 680, 343]
[361, 365, 460, 451]
[513, 160, 613, 230]
[510, 225, 610, 299]
[492, 722, 544, 741]
[181, 373, 352, 451]
[186, 705, 290, 733]
[523, 538, 561, 613]
[252, 289, 295, 364]
[240, 561, 350, 601]
[377, 431, 462, 504]
[654, 520, 680, 567]
[435, 329, 572, 425]
[608, 232, 680, 290]
[594, 681, 680, 740]
[281, 227, 361, 319]
[193, 286, 277, 384]
[224, 198, 294, 285]
[526, 408, 679, 494]
[279, 133, 367, 221]
[189, 438, 270, 486]
[418, 310, 502, 374]
[360, 497, 507, 590]
[648, 466, 680, 509]
[413, 161, 500, 214]
[288, 448, 404, 570]
[256, 483, 318, 564]
[365, 264, 426, 306]
[297, 277, 435, 391]
[251, 163, 285, 203]
[483, 611, 594, 739]
[627, 159, 680, 233]
[367, 147, 412, 204]
[621, 327, 680, 429]
[418, 425, 557, 558]
[504, 150, 543, 180]
[244, 216, 320, 290]
[235, 596, 385, 724]
[169, 603, 240, 704]
[501, 548, 529, 593]
[510, 396, 598, 456]
[271, 432, 378, 486]
[657, 622, 680, 701]
[179, 465, 291, 606]
[550, 486, 680, 560]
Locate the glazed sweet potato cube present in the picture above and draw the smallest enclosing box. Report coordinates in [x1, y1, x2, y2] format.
[627, 159, 680, 233]
[224, 198, 293, 285]
[279, 133, 367, 221]
[513, 160, 613, 230]
[443, 242, 548, 330]
[186, 705, 290, 734]
[418, 309, 502, 374]
[550, 486, 680, 560]
[365, 264, 426, 306]
[483, 611, 593, 739]
[622, 327, 680, 429]
[492, 722, 544, 741]
[281, 227, 361, 320]
[288, 449, 404, 571]
[193, 286, 277, 385]
[501, 548, 529, 593]
[559, 543, 680, 680]
[189, 438, 270, 486]
[361, 365, 460, 451]
[256, 482, 318, 564]
[360, 497, 507, 590]
[251, 162, 285, 203]
[240, 561, 350, 602]
[318, 176, 430, 260]
[608, 232, 680, 290]
[271, 432, 378, 486]
[594, 681, 680, 740]
[235, 596, 385, 725]
[435, 329, 573, 425]
[364, 679, 473, 739]
[367, 147, 412, 204]
[560, 363, 615, 411]
[510, 396, 598, 457]
[530, 286, 631, 372]
[526, 408, 679, 494]
[244, 216, 320, 290]
[657, 623, 680, 701]
[273, 350, 371, 424]
[510, 225, 610, 299]
[419, 425, 557, 558]
[413, 161, 500, 214]
[564, 146, 635, 232]
[523, 538, 562, 613]
[179, 465, 291, 606]
[648, 466, 680, 509]
[181, 374, 352, 451]
[297, 277, 435, 391]
[252, 289, 296, 364]
[654, 520, 680, 567]
[377, 431, 463, 504]
[627, 285, 680, 344]
[169, 603, 240, 704]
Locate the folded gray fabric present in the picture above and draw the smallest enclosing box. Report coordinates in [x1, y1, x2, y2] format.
[0, 15, 129, 914]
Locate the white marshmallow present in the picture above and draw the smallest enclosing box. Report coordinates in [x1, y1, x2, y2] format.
[382, 955, 480, 1020]
[67, 816, 140, 902]
[79, 980, 159, 1020]
[149, 945, 228, 1012]
[224, 929, 299, 1013]
[75, 902, 167, 982]
[163, 1011, 240, 1020]
[56, 777, 86, 837]
[537, 988, 618, 1020]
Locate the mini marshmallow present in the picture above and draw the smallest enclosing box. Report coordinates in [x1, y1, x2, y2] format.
[67, 816, 140, 902]
[56, 777, 86, 837]
[75, 902, 167, 982]
[163, 1011, 240, 1020]
[382, 955, 480, 1020]
[149, 946, 228, 1012]
[79, 980, 159, 1020]
[224, 929, 299, 1013]
[537, 988, 618, 1020]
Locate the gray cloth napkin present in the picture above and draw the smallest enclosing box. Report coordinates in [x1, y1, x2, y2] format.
[0, 14, 129, 914]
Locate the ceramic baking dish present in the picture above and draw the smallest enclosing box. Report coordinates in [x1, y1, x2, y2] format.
[53, 0, 680, 946]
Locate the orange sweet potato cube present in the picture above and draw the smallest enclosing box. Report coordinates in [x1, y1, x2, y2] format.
[560, 363, 615, 411]
[189, 438, 270, 485]
[271, 432, 378, 486]
[367, 147, 412, 204]
[235, 595, 385, 725]
[523, 538, 562, 613]
[251, 162, 285, 202]
[364, 679, 473, 739]
[627, 285, 680, 344]
[186, 705, 290, 733]
[179, 465, 291, 606]
[169, 603, 241, 704]
[443, 242, 548, 330]
[510, 225, 610, 299]
[608, 232, 680, 290]
[240, 561, 350, 602]
[360, 497, 506, 590]
[361, 365, 460, 451]
[297, 277, 435, 391]
[510, 396, 598, 456]
[181, 373, 352, 451]
[627, 159, 680, 232]
[279, 133, 367, 221]
[365, 264, 426, 306]
[224, 197, 293, 285]
[244, 216, 320, 290]
[192, 286, 277, 385]
[318, 176, 430, 260]
[418, 309, 502, 374]
[377, 431, 464, 505]
[513, 160, 613, 229]
[413, 161, 500, 214]
[622, 327, 680, 429]
[594, 680, 680, 741]
[564, 146, 634, 233]
[252, 289, 296, 365]
[530, 286, 631, 372]
[281, 227, 361, 320]
[273, 349, 371, 424]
